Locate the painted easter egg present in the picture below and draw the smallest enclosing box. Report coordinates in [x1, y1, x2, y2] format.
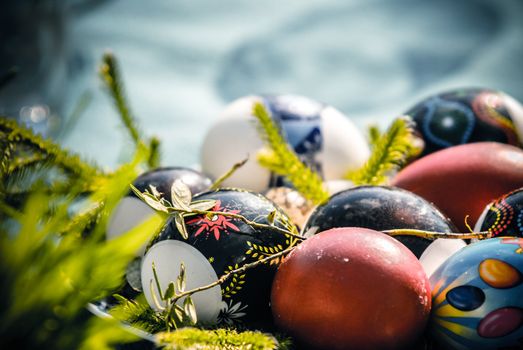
[107, 166, 213, 253]
[392, 142, 523, 232]
[106, 167, 212, 296]
[407, 88, 523, 156]
[474, 187, 523, 239]
[303, 186, 459, 258]
[271, 227, 431, 350]
[429, 237, 523, 349]
[141, 188, 298, 327]
[200, 94, 370, 192]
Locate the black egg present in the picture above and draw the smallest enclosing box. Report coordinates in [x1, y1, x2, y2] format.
[407, 88, 523, 156]
[474, 187, 523, 238]
[142, 188, 297, 328]
[106, 167, 212, 295]
[303, 186, 457, 258]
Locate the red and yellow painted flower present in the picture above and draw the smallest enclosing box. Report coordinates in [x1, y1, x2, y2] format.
[187, 200, 240, 240]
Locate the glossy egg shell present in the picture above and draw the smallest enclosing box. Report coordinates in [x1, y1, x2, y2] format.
[304, 186, 458, 258]
[271, 227, 431, 350]
[142, 188, 297, 327]
[407, 88, 523, 157]
[106, 167, 213, 299]
[429, 237, 523, 349]
[474, 187, 523, 238]
[200, 94, 370, 193]
[392, 142, 523, 232]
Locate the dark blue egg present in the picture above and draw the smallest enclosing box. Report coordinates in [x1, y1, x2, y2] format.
[446, 285, 485, 311]
[304, 186, 458, 258]
[407, 88, 523, 157]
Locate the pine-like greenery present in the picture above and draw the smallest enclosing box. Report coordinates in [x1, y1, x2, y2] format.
[252, 102, 329, 205]
[156, 328, 282, 350]
[345, 116, 419, 185]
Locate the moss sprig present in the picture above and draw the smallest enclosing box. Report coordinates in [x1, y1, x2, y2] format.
[345, 116, 419, 185]
[251, 102, 329, 205]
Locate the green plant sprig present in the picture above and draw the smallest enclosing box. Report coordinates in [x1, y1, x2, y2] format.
[156, 327, 281, 350]
[345, 116, 419, 185]
[0, 117, 101, 181]
[100, 52, 161, 169]
[251, 102, 329, 205]
[130, 182, 304, 242]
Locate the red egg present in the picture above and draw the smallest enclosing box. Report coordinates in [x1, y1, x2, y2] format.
[271, 228, 431, 350]
[392, 142, 523, 231]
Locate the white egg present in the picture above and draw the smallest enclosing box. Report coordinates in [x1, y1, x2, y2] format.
[141, 240, 222, 324]
[107, 196, 157, 256]
[324, 179, 355, 195]
[201, 95, 370, 193]
[419, 238, 467, 278]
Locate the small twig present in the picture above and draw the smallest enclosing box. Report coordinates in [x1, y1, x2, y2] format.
[172, 245, 295, 301]
[181, 208, 305, 242]
[383, 228, 493, 240]
[209, 157, 248, 191]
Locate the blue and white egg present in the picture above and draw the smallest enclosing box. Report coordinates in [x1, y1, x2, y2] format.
[200, 95, 370, 193]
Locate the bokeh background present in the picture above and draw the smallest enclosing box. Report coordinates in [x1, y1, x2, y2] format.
[1, 0, 523, 168]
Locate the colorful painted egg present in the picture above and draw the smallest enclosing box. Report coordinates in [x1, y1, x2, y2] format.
[303, 186, 459, 258]
[429, 237, 523, 349]
[141, 188, 297, 327]
[392, 142, 523, 232]
[200, 94, 370, 193]
[474, 187, 523, 239]
[407, 88, 523, 157]
[271, 227, 431, 350]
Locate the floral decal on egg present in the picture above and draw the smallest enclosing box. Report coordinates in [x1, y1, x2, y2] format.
[187, 200, 240, 240]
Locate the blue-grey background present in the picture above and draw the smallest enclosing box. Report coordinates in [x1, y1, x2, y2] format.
[4, 0, 523, 168]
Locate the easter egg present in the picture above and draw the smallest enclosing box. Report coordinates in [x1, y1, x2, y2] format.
[474, 187, 523, 239]
[429, 237, 523, 349]
[107, 166, 213, 252]
[407, 88, 523, 157]
[392, 142, 523, 232]
[141, 188, 297, 327]
[106, 167, 212, 295]
[271, 227, 431, 350]
[303, 186, 459, 258]
[419, 238, 467, 278]
[264, 187, 314, 229]
[200, 94, 370, 193]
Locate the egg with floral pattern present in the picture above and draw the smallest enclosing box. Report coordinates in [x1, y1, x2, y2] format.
[141, 188, 298, 327]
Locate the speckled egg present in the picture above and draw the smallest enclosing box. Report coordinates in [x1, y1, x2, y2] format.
[141, 188, 297, 327]
[474, 187, 523, 239]
[407, 88, 523, 156]
[429, 237, 523, 349]
[392, 142, 523, 232]
[200, 94, 370, 192]
[303, 186, 459, 258]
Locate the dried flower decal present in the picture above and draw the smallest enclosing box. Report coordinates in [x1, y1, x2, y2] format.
[187, 200, 240, 240]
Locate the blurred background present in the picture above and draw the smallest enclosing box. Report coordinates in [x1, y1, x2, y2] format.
[1, 0, 522, 168]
